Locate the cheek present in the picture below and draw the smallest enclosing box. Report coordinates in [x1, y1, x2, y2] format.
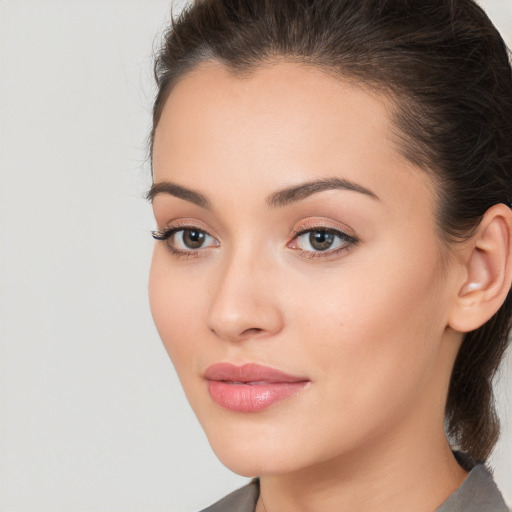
[292, 240, 448, 391]
[148, 249, 206, 368]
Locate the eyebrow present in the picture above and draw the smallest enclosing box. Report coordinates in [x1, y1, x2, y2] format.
[146, 181, 210, 209]
[266, 177, 378, 208]
[146, 177, 378, 209]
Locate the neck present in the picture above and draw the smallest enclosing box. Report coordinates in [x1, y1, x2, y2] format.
[257, 427, 467, 512]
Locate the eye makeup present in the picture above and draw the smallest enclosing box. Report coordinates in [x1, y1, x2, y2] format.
[151, 220, 359, 261]
[151, 226, 219, 258]
[287, 226, 359, 259]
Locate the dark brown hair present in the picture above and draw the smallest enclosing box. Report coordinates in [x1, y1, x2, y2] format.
[151, 0, 512, 462]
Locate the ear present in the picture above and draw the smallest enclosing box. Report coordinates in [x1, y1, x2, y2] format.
[448, 203, 512, 333]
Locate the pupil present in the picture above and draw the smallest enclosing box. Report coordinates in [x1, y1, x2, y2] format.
[310, 230, 334, 251]
[183, 229, 205, 249]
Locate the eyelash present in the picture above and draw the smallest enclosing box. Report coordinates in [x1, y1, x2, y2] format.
[151, 225, 358, 260]
[151, 226, 217, 259]
[289, 227, 358, 259]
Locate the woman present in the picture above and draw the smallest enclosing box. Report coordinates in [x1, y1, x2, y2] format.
[147, 0, 512, 510]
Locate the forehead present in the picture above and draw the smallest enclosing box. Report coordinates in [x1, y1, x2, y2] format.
[152, 61, 437, 217]
[154, 61, 396, 163]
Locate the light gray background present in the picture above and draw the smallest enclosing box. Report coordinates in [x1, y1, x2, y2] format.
[0, 1, 510, 511]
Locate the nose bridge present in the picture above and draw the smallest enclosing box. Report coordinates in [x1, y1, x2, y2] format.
[207, 243, 283, 342]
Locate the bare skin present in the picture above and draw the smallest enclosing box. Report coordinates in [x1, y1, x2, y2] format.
[149, 62, 511, 512]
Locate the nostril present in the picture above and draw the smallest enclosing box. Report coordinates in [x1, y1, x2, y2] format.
[240, 327, 264, 338]
[209, 325, 265, 342]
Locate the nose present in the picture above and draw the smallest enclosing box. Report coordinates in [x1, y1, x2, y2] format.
[206, 249, 284, 343]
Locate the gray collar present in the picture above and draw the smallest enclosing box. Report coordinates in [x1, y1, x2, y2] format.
[201, 465, 509, 512]
[436, 464, 509, 512]
[200, 479, 259, 512]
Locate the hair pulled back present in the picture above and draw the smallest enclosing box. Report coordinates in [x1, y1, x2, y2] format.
[151, 0, 512, 463]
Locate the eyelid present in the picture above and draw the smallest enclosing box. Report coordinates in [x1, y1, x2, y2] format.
[153, 217, 212, 232]
[152, 218, 220, 240]
[289, 218, 357, 242]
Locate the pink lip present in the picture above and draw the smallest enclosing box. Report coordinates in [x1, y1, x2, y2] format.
[204, 363, 310, 413]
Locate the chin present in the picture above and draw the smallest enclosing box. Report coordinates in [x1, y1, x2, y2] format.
[211, 442, 299, 477]
[197, 414, 303, 476]
[200, 417, 342, 478]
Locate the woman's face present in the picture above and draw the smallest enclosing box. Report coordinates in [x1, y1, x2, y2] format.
[149, 62, 462, 476]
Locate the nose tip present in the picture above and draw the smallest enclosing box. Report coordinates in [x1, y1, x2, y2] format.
[208, 299, 283, 343]
[206, 258, 284, 343]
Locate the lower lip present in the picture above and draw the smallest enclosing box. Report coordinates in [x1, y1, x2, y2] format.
[207, 380, 309, 412]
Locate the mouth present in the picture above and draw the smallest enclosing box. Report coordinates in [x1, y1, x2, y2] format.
[204, 363, 310, 413]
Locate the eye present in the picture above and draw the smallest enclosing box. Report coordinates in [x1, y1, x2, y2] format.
[174, 229, 213, 250]
[299, 230, 339, 251]
[289, 227, 357, 257]
[151, 227, 218, 255]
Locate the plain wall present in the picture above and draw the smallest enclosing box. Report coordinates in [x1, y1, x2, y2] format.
[0, 1, 510, 511]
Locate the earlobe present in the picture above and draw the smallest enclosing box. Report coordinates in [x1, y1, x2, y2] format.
[448, 204, 512, 333]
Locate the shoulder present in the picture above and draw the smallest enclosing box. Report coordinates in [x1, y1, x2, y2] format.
[199, 479, 260, 512]
[197, 468, 510, 512]
[436, 464, 510, 512]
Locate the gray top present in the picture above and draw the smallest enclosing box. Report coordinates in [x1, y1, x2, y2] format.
[201, 465, 510, 512]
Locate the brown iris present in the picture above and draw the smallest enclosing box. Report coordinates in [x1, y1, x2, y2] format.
[181, 229, 206, 249]
[309, 230, 335, 251]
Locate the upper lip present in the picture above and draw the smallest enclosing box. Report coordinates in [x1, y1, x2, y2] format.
[204, 362, 309, 383]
